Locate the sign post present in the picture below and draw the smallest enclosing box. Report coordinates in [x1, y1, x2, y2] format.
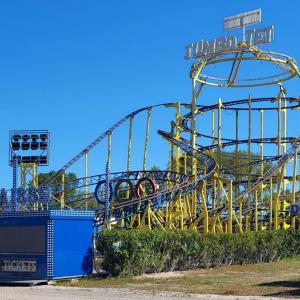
[224, 9, 261, 40]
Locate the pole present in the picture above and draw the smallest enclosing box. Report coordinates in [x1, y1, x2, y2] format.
[143, 108, 151, 171]
[105, 132, 112, 228]
[127, 115, 133, 172]
[255, 189, 258, 231]
[107, 132, 112, 167]
[12, 155, 18, 212]
[228, 180, 233, 234]
[235, 110, 239, 198]
[260, 109, 264, 205]
[105, 161, 110, 228]
[175, 102, 181, 174]
[248, 94, 252, 207]
[85, 153, 88, 210]
[217, 98, 222, 207]
[170, 121, 174, 172]
[60, 172, 65, 209]
[212, 109, 216, 209]
[282, 89, 287, 194]
[269, 176, 273, 229]
[291, 150, 297, 228]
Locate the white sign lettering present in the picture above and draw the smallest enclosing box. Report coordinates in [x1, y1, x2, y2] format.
[185, 26, 274, 60]
[0, 260, 37, 272]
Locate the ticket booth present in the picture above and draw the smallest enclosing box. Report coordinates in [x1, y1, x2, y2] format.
[0, 210, 95, 282]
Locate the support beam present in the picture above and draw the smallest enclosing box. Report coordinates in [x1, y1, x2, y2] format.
[248, 94, 252, 207]
[127, 115, 133, 172]
[85, 153, 88, 210]
[143, 108, 151, 171]
[60, 172, 65, 210]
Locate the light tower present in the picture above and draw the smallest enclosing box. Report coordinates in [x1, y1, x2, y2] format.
[9, 130, 50, 188]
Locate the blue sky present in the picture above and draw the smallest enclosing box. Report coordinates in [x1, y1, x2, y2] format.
[0, 0, 299, 188]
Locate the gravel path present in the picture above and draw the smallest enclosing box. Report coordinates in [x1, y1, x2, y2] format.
[0, 285, 292, 300]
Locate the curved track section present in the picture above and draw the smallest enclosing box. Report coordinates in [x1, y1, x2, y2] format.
[41, 95, 300, 231]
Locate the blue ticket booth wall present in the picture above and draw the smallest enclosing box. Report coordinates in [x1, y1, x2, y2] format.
[0, 210, 95, 281]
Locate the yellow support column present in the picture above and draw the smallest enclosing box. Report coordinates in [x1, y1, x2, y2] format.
[269, 176, 273, 229]
[212, 109, 216, 209]
[32, 164, 38, 187]
[191, 82, 198, 215]
[169, 121, 175, 172]
[291, 150, 297, 228]
[248, 94, 252, 208]
[277, 88, 282, 193]
[217, 98, 223, 207]
[238, 198, 243, 233]
[127, 115, 133, 172]
[260, 109, 264, 199]
[175, 102, 181, 174]
[199, 181, 209, 234]
[184, 154, 187, 176]
[281, 85, 287, 193]
[126, 115, 134, 227]
[254, 189, 258, 231]
[235, 110, 239, 199]
[20, 163, 38, 188]
[143, 108, 151, 171]
[179, 192, 184, 230]
[211, 109, 215, 151]
[274, 168, 284, 230]
[60, 172, 65, 209]
[32, 163, 38, 211]
[228, 180, 233, 234]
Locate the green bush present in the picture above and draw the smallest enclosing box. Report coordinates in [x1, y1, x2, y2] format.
[97, 229, 300, 276]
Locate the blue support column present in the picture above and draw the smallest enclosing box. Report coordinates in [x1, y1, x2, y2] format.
[11, 155, 18, 212]
[104, 161, 110, 227]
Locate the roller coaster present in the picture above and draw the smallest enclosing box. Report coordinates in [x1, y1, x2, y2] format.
[3, 37, 300, 236]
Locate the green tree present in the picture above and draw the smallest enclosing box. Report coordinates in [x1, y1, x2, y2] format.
[35, 171, 78, 203]
[150, 165, 161, 171]
[36, 171, 77, 186]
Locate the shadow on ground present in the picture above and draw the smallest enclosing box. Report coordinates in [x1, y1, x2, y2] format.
[259, 280, 300, 297]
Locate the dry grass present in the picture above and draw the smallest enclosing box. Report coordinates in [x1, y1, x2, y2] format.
[57, 256, 300, 298]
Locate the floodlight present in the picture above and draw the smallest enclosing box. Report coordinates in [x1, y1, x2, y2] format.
[12, 135, 21, 141]
[11, 142, 20, 150]
[40, 142, 48, 150]
[40, 134, 48, 141]
[21, 142, 30, 150]
[31, 141, 39, 150]
[22, 156, 31, 163]
[31, 134, 39, 140]
[22, 135, 30, 141]
[39, 156, 48, 164]
[30, 156, 39, 163]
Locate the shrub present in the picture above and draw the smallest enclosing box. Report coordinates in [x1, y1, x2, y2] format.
[97, 229, 300, 276]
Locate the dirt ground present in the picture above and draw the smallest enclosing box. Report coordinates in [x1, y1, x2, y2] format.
[56, 256, 300, 298]
[0, 285, 296, 300]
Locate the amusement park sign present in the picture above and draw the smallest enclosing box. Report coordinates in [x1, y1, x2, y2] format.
[0, 259, 37, 272]
[224, 9, 261, 31]
[184, 25, 274, 60]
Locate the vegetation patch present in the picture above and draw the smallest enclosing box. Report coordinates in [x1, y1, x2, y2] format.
[97, 229, 300, 276]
